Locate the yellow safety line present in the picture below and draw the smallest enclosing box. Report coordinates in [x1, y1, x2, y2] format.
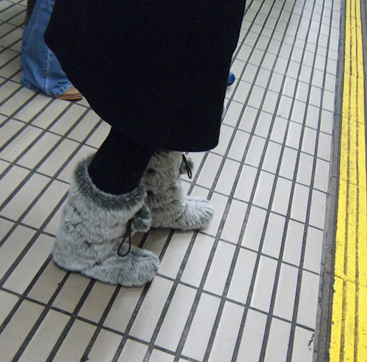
[329, 0, 367, 361]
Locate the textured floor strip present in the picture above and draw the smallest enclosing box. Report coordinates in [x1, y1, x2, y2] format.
[330, 0, 367, 360]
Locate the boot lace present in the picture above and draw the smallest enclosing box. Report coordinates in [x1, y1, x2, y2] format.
[182, 154, 192, 179]
[117, 219, 132, 257]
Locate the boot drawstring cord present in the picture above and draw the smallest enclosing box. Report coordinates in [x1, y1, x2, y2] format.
[117, 219, 132, 257]
[182, 154, 192, 179]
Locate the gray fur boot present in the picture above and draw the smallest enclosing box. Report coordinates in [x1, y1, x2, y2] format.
[52, 156, 160, 287]
[140, 151, 214, 230]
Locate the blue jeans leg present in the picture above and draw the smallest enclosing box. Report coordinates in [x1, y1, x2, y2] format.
[21, 0, 72, 97]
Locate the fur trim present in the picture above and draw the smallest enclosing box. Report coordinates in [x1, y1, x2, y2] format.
[71, 155, 146, 211]
[52, 156, 158, 286]
[141, 151, 214, 230]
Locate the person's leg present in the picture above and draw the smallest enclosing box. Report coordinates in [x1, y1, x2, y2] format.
[52, 129, 159, 286]
[21, 0, 72, 97]
[88, 128, 156, 195]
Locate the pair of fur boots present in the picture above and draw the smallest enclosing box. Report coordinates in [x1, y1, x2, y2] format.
[52, 151, 213, 287]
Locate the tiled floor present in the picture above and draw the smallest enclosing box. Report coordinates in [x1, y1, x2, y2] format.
[0, 0, 342, 361]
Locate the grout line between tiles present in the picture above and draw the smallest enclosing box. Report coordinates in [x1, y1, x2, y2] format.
[204, 4, 301, 362]
[285, 1, 340, 360]
[8, 268, 70, 362]
[258, 0, 333, 359]
[0, 100, 79, 157]
[0, 217, 64, 313]
[0, 188, 66, 280]
[0, 100, 73, 163]
[0, 215, 57, 238]
[0, 7, 26, 26]
[0, 279, 317, 338]
[80, 286, 122, 361]
[0, 257, 54, 336]
[0, 80, 35, 108]
[0, 107, 100, 214]
[232, 0, 328, 360]
[45, 280, 96, 361]
[111, 282, 155, 362]
[140, 231, 201, 362]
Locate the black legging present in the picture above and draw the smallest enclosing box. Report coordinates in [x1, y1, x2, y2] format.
[88, 128, 156, 195]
